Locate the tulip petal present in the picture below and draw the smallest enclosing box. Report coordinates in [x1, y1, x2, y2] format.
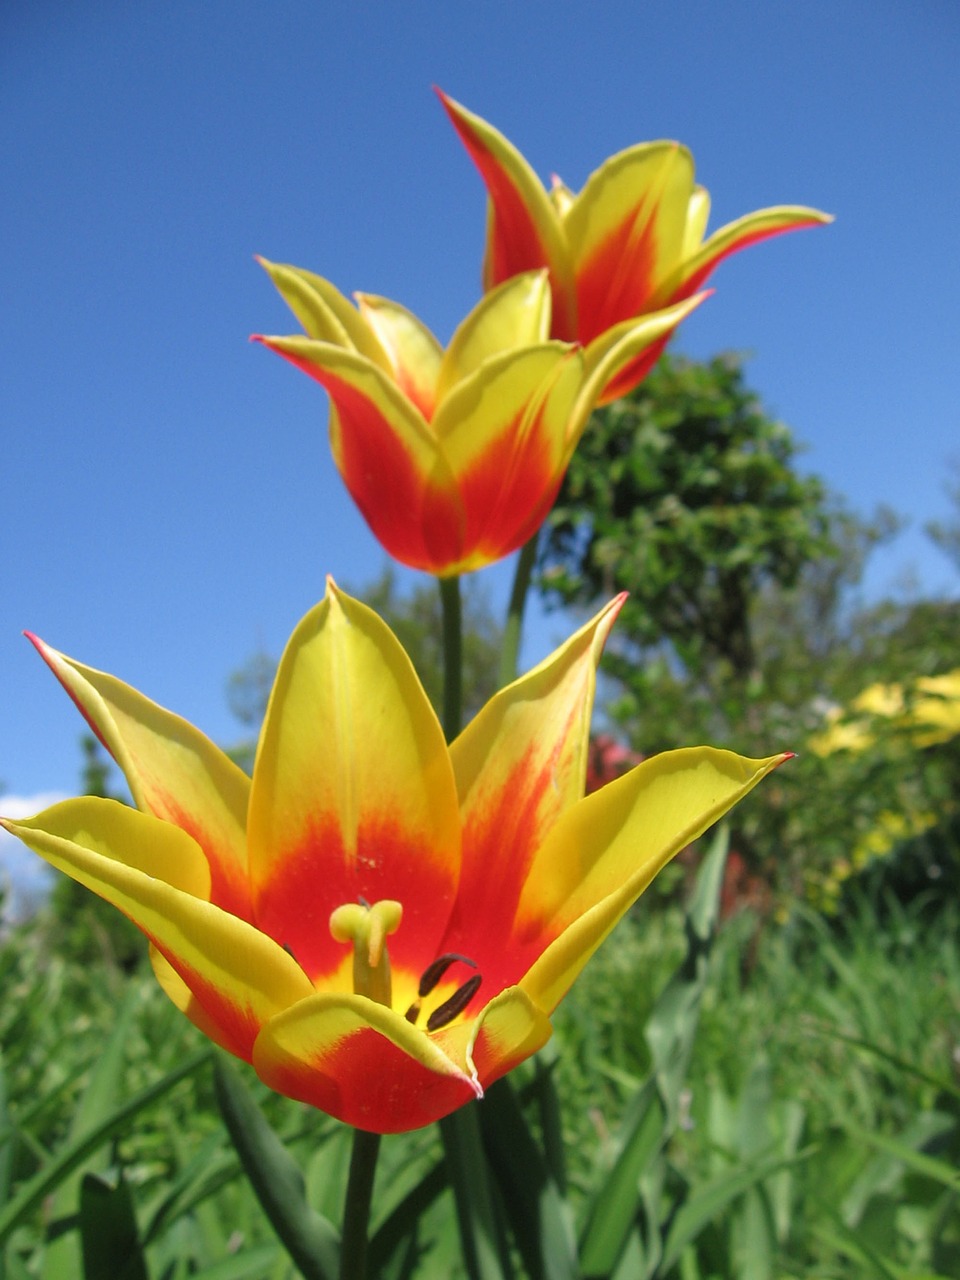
[253, 336, 465, 571]
[434, 986, 553, 1096]
[658, 205, 834, 305]
[253, 993, 480, 1134]
[435, 271, 551, 405]
[2, 800, 312, 1060]
[433, 343, 583, 572]
[578, 291, 708, 413]
[682, 185, 711, 260]
[515, 749, 789, 1011]
[436, 89, 576, 338]
[248, 583, 461, 987]
[354, 293, 443, 420]
[257, 258, 388, 367]
[565, 141, 695, 345]
[442, 598, 622, 966]
[28, 636, 252, 919]
[150, 946, 244, 1053]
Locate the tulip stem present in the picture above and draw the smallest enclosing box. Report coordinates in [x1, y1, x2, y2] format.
[499, 531, 539, 688]
[440, 574, 463, 740]
[340, 1128, 381, 1280]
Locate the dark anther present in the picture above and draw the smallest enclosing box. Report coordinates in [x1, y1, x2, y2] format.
[418, 952, 477, 998]
[426, 974, 483, 1031]
[404, 999, 421, 1025]
[358, 894, 371, 908]
[282, 943, 311, 978]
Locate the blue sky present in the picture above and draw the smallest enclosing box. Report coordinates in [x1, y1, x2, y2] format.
[1, 0, 958, 824]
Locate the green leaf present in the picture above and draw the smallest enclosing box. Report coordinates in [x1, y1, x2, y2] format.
[212, 1056, 339, 1280]
[187, 1244, 281, 1280]
[0, 1047, 211, 1249]
[841, 1120, 960, 1194]
[578, 1078, 665, 1277]
[660, 1149, 812, 1273]
[44, 986, 140, 1280]
[0, 1053, 12, 1280]
[479, 1078, 578, 1280]
[367, 1160, 447, 1276]
[578, 825, 730, 1277]
[79, 1171, 149, 1280]
[439, 1104, 513, 1280]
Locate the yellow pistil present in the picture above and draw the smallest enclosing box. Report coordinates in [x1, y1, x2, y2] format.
[329, 899, 403, 1008]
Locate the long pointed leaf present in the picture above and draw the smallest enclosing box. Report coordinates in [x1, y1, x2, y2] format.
[660, 1149, 812, 1272]
[439, 1105, 513, 1280]
[79, 1171, 149, 1280]
[579, 826, 731, 1276]
[368, 1159, 447, 1276]
[45, 987, 139, 1280]
[479, 1079, 578, 1280]
[213, 1057, 339, 1280]
[0, 1048, 211, 1247]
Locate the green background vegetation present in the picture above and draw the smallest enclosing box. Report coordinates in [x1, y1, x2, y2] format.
[2, 356, 958, 1277]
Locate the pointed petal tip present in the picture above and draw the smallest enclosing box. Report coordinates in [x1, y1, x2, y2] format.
[25, 630, 57, 666]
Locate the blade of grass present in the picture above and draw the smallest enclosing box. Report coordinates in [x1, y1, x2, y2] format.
[659, 1149, 813, 1273]
[840, 1121, 960, 1193]
[0, 1046, 211, 1248]
[44, 985, 139, 1280]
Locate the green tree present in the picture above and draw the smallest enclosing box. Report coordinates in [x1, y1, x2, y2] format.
[925, 456, 960, 576]
[535, 352, 960, 909]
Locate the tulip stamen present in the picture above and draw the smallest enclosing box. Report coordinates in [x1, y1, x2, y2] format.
[418, 952, 477, 998]
[426, 974, 483, 1031]
[405, 953, 480, 1027]
[329, 899, 402, 1008]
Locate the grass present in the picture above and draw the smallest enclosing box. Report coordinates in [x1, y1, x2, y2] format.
[1, 876, 958, 1278]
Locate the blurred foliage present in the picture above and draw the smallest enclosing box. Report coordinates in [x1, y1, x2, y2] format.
[926, 456, 960, 576]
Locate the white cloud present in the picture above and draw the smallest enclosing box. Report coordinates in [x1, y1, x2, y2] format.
[0, 792, 68, 922]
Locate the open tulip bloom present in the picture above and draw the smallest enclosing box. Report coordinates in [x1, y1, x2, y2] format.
[254, 263, 704, 575]
[2, 583, 787, 1134]
[438, 89, 832, 403]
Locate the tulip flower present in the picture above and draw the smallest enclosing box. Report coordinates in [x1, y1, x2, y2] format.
[2, 583, 786, 1134]
[438, 90, 832, 403]
[254, 262, 704, 575]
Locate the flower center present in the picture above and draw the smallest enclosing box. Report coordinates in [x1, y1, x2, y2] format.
[328, 901, 482, 1030]
[329, 898, 402, 1008]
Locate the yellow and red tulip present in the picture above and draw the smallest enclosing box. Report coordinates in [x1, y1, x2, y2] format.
[254, 263, 704, 575]
[1, 583, 787, 1133]
[438, 89, 832, 403]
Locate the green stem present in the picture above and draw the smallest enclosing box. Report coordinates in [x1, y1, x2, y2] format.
[498, 532, 539, 689]
[339, 1128, 381, 1280]
[439, 574, 463, 741]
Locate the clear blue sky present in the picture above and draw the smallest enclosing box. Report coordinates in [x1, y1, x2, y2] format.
[2, 0, 958, 814]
